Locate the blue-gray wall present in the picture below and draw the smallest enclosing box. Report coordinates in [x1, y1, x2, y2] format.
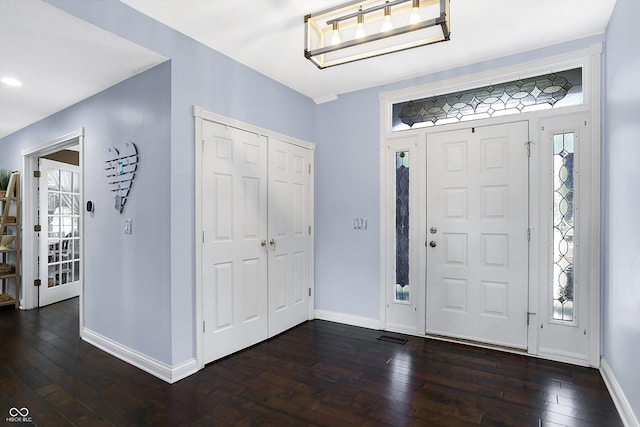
[43, 0, 316, 365]
[603, 0, 640, 419]
[0, 62, 173, 362]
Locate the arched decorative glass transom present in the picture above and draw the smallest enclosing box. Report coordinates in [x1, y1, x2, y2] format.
[392, 68, 582, 131]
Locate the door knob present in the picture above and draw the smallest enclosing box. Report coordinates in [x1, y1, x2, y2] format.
[430, 227, 438, 234]
[429, 241, 437, 248]
[269, 239, 276, 246]
[260, 240, 267, 247]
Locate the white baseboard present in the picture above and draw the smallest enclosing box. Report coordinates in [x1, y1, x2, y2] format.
[314, 309, 380, 330]
[82, 328, 198, 384]
[601, 357, 640, 427]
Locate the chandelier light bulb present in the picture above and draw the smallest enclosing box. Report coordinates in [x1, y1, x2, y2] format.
[381, 3, 393, 32]
[330, 21, 341, 45]
[355, 8, 366, 39]
[409, 0, 421, 25]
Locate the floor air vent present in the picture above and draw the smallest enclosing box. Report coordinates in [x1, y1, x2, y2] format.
[377, 335, 407, 345]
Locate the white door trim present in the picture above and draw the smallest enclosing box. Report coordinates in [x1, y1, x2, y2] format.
[378, 44, 601, 366]
[21, 128, 84, 333]
[193, 106, 315, 370]
[379, 44, 601, 122]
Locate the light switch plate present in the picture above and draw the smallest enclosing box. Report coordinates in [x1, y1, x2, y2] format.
[353, 218, 368, 230]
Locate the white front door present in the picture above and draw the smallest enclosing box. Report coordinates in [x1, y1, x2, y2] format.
[38, 158, 81, 307]
[267, 138, 312, 337]
[426, 122, 529, 349]
[201, 121, 269, 363]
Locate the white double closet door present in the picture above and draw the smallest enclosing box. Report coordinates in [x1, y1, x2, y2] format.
[201, 120, 312, 364]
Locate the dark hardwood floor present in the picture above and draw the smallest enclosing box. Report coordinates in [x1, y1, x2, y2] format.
[0, 298, 622, 426]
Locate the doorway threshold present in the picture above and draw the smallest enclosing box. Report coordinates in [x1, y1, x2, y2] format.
[425, 333, 527, 356]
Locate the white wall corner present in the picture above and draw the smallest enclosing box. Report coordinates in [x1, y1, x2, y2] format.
[600, 357, 640, 427]
[314, 309, 380, 330]
[82, 328, 198, 384]
[169, 358, 200, 383]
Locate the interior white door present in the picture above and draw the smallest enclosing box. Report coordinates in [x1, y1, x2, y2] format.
[426, 122, 529, 349]
[201, 121, 269, 363]
[267, 138, 311, 337]
[38, 158, 81, 307]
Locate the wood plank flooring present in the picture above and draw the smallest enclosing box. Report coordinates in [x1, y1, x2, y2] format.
[0, 298, 622, 426]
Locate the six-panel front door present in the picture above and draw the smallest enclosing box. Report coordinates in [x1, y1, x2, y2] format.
[425, 122, 530, 349]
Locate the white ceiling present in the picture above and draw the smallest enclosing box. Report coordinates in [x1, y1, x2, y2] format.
[0, 0, 616, 140]
[0, 0, 167, 139]
[121, 0, 616, 103]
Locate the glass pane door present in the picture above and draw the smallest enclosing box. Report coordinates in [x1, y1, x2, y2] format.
[39, 158, 81, 306]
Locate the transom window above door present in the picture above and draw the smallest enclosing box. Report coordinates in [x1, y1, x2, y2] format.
[392, 67, 582, 131]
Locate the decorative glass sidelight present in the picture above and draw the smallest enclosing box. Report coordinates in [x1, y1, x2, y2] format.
[552, 132, 575, 321]
[392, 68, 583, 131]
[395, 151, 410, 302]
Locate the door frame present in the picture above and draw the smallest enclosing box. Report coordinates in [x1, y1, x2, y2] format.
[378, 44, 601, 367]
[193, 106, 315, 370]
[21, 128, 85, 330]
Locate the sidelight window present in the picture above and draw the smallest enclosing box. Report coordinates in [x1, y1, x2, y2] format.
[395, 151, 410, 302]
[552, 132, 575, 322]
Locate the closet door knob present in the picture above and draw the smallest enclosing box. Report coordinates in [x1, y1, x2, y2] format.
[260, 240, 267, 247]
[269, 239, 276, 246]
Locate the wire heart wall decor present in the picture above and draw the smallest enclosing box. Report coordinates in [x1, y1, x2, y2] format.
[104, 142, 138, 213]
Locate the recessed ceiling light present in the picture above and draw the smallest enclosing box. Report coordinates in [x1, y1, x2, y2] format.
[1, 77, 23, 87]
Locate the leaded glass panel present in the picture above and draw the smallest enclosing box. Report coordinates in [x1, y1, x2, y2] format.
[552, 132, 575, 321]
[392, 68, 582, 131]
[395, 151, 410, 302]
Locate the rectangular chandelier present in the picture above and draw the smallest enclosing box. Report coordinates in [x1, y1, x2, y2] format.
[304, 0, 450, 69]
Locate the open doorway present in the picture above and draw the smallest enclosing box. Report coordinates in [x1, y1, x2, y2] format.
[22, 130, 83, 325]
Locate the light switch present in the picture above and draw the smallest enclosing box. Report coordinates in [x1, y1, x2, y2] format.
[124, 219, 132, 234]
[353, 218, 368, 230]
